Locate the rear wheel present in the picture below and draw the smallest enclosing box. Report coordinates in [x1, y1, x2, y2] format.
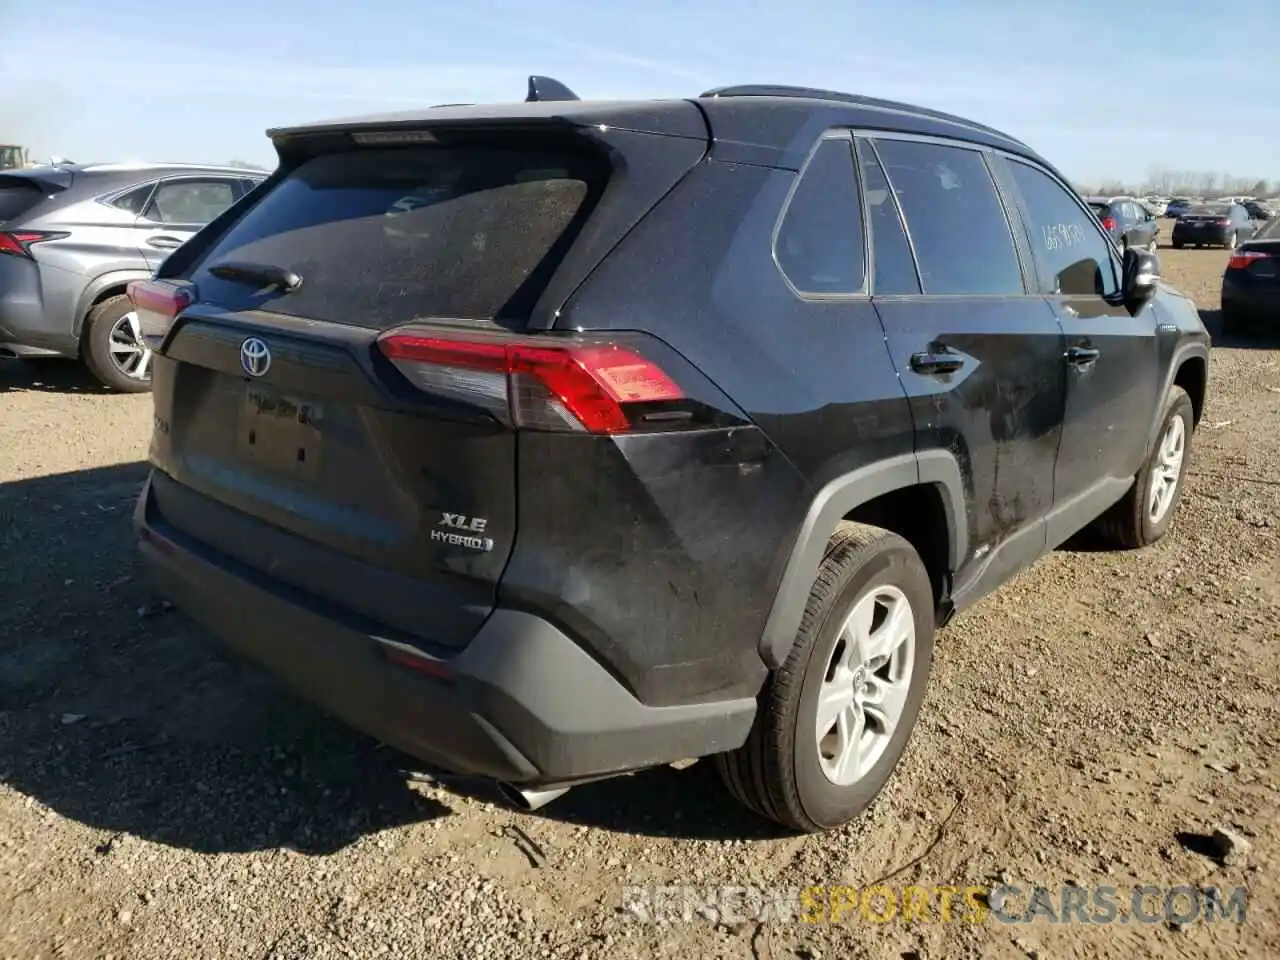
[716, 522, 935, 833]
[83, 294, 153, 393]
[1092, 386, 1193, 549]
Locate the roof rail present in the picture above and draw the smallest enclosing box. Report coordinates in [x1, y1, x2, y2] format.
[526, 75, 580, 103]
[699, 84, 1027, 147]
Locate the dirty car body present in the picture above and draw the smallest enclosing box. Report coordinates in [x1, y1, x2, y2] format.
[132, 78, 1210, 829]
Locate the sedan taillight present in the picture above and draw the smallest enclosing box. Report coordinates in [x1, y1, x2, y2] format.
[1228, 250, 1272, 270]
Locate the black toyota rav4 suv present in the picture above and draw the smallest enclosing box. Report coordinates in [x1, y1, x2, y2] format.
[131, 77, 1209, 833]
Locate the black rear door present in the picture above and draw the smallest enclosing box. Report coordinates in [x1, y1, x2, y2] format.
[864, 136, 1066, 606]
[147, 122, 706, 650]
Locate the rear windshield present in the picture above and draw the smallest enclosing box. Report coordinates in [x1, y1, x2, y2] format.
[189, 146, 603, 328]
[1187, 205, 1230, 216]
[0, 178, 47, 222]
[1088, 202, 1110, 216]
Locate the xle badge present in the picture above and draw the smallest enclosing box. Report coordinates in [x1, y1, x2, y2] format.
[432, 513, 494, 552]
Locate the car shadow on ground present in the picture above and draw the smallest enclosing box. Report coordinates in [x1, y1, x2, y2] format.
[1199, 309, 1280, 349]
[0, 463, 780, 857]
[0, 357, 111, 394]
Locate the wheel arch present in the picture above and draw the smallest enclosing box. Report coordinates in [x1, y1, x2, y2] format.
[1172, 353, 1207, 426]
[73, 269, 152, 343]
[758, 451, 967, 670]
[1147, 342, 1209, 451]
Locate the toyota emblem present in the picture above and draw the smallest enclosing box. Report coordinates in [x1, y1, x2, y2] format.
[240, 337, 271, 377]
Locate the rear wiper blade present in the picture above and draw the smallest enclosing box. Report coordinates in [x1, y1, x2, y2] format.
[207, 260, 302, 292]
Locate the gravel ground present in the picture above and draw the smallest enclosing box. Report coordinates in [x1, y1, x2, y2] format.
[2, 232, 1277, 959]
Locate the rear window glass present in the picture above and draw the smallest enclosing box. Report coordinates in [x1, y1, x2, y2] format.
[872, 138, 1024, 296]
[189, 147, 600, 328]
[1088, 203, 1110, 216]
[0, 179, 47, 222]
[1188, 205, 1230, 216]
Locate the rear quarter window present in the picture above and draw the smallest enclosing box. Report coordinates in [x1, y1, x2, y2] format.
[774, 137, 866, 295]
[188, 146, 602, 329]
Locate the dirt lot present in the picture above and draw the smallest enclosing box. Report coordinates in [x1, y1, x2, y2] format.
[2, 233, 1277, 960]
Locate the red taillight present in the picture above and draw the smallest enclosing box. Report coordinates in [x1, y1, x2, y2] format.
[381, 644, 455, 680]
[126, 279, 195, 342]
[1228, 249, 1272, 269]
[0, 230, 66, 258]
[378, 330, 685, 434]
[1100, 216, 1116, 231]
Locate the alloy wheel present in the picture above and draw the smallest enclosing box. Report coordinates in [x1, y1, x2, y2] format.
[815, 585, 916, 786]
[108, 311, 152, 381]
[1148, 414, 1186, 524]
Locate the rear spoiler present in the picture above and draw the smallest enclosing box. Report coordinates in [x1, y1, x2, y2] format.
[0, 168, 75, 192]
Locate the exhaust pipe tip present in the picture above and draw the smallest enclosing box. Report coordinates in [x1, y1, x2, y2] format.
[496, 782, 571, 812]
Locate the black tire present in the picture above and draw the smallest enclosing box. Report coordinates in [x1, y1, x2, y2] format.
[1172, 240, 1184, 249]
[82, 294, 153, 393]
[716, 522, 935, 833]
[1092, 386, 1194, 549]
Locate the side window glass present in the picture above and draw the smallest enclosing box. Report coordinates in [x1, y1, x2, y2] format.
[1005, 161, 1119, 298]
[856, 140, 920, 295]
[145, 179, 239, 225]
[871, 139, 1023, 296]
[112, 185, 154, 215]
[775, 138, 865, 295]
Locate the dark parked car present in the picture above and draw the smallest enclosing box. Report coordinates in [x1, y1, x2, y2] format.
[1241, 200, 1273, 224]
[0, 162, 267, 390]
[1221, 214, 1280, 332]
[1085, 196, 1160, 253]
[130, 76, 1209, 833]
[1165, 198, 1193, 219]
[1171, 203, 1255, 249]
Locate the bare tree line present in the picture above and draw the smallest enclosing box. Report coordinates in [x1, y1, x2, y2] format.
[1076, 168, 1274, 199]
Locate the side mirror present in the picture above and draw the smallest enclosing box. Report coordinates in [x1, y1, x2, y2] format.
[1122, 247, 1159, 313]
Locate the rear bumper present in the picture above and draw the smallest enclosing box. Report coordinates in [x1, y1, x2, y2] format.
[1221, 278, 1280, 321]
[133, 472, 756, 785]
[1171, 227, 1229, 245]
[0, 259, 76, 356]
